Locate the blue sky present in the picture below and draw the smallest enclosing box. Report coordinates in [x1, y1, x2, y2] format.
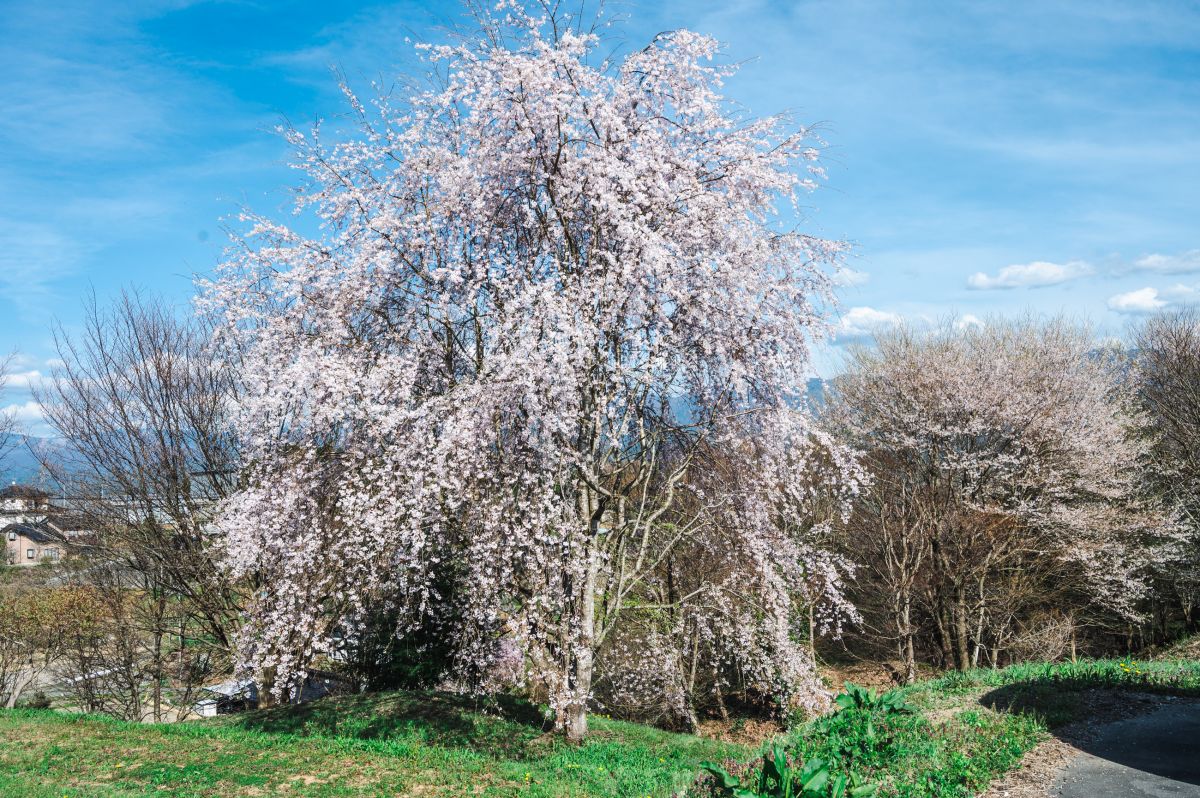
[1, 0, 1199, 433]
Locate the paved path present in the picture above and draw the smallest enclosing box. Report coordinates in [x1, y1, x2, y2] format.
[1053, 703, 1200, 797]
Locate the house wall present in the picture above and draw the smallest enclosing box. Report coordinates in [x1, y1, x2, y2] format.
[3, 531, 61, 567]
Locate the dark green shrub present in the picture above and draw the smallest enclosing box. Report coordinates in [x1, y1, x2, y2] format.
[833, 683, 914, 716]
[701, 745, 877, 798]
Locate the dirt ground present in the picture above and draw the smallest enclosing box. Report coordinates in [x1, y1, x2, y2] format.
[819, 659, 915, 693]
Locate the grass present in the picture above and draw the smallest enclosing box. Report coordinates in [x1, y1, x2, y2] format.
[695, 652, 1200, 798]
[906, 656, 1200, 728]
[762, 696, 1044, 798]
[0, 691, 743, 798]
[1150, 631, 1200, 661]
[4, 650, 1200, 798]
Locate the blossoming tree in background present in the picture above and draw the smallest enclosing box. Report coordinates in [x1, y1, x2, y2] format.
[204, 1, 860, 739]
[829, 318, 1178, 677]
[1133, 310, 1200, 637]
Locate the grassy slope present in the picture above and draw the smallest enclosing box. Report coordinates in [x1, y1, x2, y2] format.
[1151, 631, 1200, 661]
[0, 691, 742, 798]
[3, 650, 1199, 798]
[766, 655, 1200, 798]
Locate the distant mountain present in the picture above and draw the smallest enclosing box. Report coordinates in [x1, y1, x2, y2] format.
[0, 434, 66, 488]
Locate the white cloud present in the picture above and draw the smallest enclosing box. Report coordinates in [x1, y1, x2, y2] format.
[1107, 287, 1165, 314]
[837, 306, 903, 340]
[834, 268, 869, 287]
[967, 260, 1093, 290]
[955, 314, 984, 329]
[1, 401, 45, 425]
[1131, 250, 1200, 274]
[1107, 284, 1200, 315]
[4, 370, 42, 389]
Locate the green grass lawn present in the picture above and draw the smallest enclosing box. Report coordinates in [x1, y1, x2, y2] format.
[3, 652, 1199, 798]
[0, 690, 742, 798]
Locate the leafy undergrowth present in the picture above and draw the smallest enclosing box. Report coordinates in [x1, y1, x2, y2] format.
[1149, 632, 1200, 661]
[0, 691, 743, 798]
[694, 656, 1200, 798]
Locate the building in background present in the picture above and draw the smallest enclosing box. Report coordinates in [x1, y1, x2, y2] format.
[1, 483, 95, 566]
[3, 520, 62, 566]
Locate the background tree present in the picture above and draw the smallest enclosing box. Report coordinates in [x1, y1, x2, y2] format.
[0, 581, 98, 709]
[35, 291, 242, 718]
[1133, 309, 1200, 637]
[829, 318, 1171, 673]
[204, 1, 861, 739]
[0, 355, 16, 470]
[593, 440, 857, 731]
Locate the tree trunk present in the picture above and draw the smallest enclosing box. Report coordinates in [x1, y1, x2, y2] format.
[563, 652, 593, 743]
[899, 592, 917, 684]
[4, 668, 35, 709]
[563, 535, 599, 744]
[953, 583, 971, 671]
[935, 606, 954, 669]
[971, 577, 986, 668]
[258, 665, 278, 708]
[152, 625, 164, 723]
[714, 683, 730, 722]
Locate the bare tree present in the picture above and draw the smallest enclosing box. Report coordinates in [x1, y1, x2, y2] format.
[34, 291, 242, 718]
[0, 354, 17, 471]
[834, 449, 928, 683]
[0, 581, 97, 708]
[1133, 309, 1200, 634]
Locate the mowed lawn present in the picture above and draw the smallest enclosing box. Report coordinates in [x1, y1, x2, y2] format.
[0, 691, 743, 798]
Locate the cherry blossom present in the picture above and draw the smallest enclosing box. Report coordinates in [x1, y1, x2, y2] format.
[202, 1, 858, 739]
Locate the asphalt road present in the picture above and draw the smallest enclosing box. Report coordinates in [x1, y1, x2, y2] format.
[1053, 702, 1200, 797]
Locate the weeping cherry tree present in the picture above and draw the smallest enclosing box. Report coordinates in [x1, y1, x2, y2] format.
[204, 0, 860, 740]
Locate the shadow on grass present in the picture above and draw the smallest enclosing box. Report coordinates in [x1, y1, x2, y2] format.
[978, 680, 1084, 728]
[223, 690, 551, 758]
[979, 678, 1200, 788]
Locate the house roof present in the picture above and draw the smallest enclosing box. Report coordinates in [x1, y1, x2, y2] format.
[0, 484, 50, 501]
[45, 512, 96, 533]
[2, 521, 62, 545]
[199, 679, 258, 699]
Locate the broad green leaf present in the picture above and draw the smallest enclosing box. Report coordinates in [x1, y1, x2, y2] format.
[700, 762, 741, 789]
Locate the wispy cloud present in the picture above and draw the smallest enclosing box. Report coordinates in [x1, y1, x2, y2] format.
[833, 268, 869, 288]
[0, 220, 91, 320]
[1, 0, 1199, 374]
[0, 2, 292, 331]
[1129, 250, 1200, 275]
[1107, 284, 1200, 315]
[967, 260, 1093, 290]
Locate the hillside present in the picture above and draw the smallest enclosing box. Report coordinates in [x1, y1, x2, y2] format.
[0, 691, 742, 798]
[3, 653, 1199, 798]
